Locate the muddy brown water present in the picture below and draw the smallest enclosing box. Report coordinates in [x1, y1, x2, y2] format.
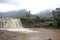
[0, 28, 60, 40]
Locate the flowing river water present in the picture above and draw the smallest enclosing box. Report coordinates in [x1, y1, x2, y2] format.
[0, 17, 60, 40]
[0, 17, 23, 29]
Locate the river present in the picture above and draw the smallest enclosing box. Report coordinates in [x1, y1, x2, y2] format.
[0, 17, 60, 40]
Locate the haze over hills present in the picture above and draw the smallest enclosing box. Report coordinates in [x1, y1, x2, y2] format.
[0, 9, 53, 18]
[35, 10, 53, 18]
[0, 9, 28, 18]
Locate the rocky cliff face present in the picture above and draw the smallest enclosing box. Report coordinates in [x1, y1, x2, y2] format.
[0, 17, 23, 29]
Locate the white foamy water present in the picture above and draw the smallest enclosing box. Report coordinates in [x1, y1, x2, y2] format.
[0, 17, 23, 28]
[0, 17, 38, 33]
[0, 28, 38, 33]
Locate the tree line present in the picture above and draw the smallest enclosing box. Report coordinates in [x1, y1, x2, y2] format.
[21, 10, 60, 28]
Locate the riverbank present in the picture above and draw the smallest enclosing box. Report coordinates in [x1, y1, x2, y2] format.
[0, 28, 60, 40]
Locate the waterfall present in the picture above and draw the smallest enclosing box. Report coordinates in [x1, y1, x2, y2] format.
[0, 17, 37, 33]
[0, 17, 23, 29]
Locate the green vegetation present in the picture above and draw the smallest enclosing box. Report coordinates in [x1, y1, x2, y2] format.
[52, 10, 60, 28]
[21, 9, 60, 28]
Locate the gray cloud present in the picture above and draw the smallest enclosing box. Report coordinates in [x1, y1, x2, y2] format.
[0, 0, 7, 3]
[0, 0, 20, 6]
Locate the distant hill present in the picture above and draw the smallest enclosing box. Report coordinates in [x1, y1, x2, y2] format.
[35, 10, 53, 18]
[0, 12, 3, 17]
[0, 9, 53, 18]
[0, 9, 28, 18]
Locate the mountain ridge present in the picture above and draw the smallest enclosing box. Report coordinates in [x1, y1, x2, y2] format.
[0, 9, 53, 18]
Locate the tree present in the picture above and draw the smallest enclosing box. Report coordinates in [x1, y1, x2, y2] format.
[36, 16, 40, 19]
[52, 10, 60, 28]
[25, 10, 31, 18]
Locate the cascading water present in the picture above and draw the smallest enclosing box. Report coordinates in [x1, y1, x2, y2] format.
[0, 17, 37, 33]
[0, 17, 23, 29]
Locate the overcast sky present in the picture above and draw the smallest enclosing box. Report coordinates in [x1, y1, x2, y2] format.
[0, 0, 60, 14]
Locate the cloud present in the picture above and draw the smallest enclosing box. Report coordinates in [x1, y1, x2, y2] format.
[0, 0, 23, 12]
[0, 0, 20, 6]
[0, 0, 60, 14]
[0, 4, 19, 12]
[20, 0, 60, 14]
[26, 0, 60, 14]
[0, 0, 7, 3]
